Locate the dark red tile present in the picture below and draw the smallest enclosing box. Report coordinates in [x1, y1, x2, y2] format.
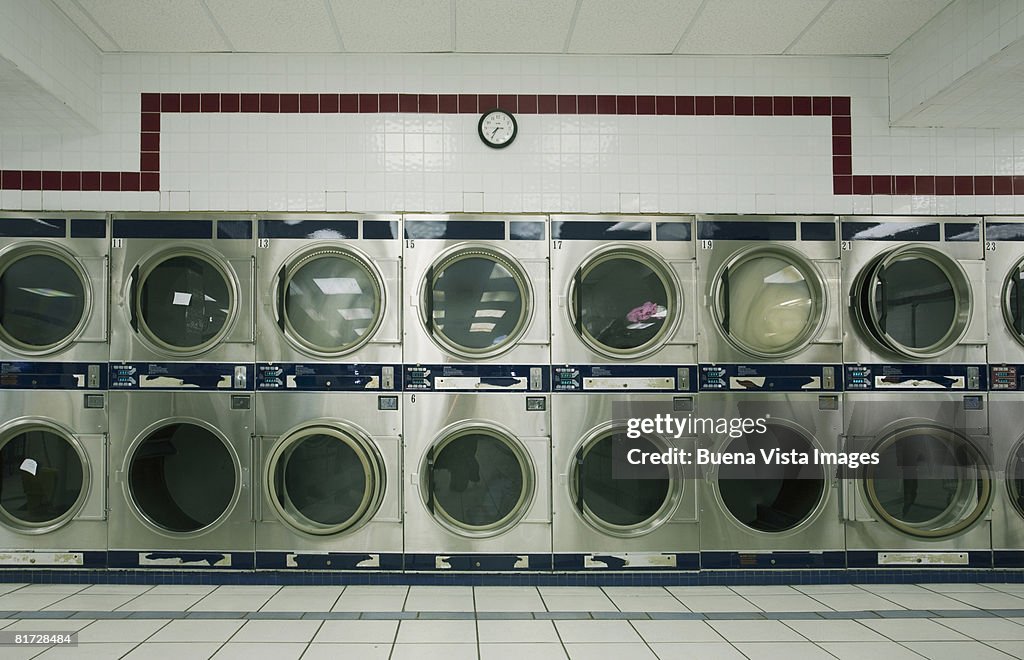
[438, 94, 458, 113]
[636, 95, 655, 115]
[557, 95, 577, 114]
[833, 156, 852, 175]
[832, 116, 851, 136]
[537, 95, 556, 113]
[995, 175, 1013, 195]
[676, 96, 695, 115]
[695, 96, 714, 115]
[616, 95, 636, 115]
[517, 95, 537, 114]
[180, 93, 200, 112]
[359, 94, 378, 113]
[61, 171, 81, 191]
[478, 94, 497, 111]
[832, 136, 852, 156]
[279, 94, 299, 113]
[260, 93, 280, 112]
[578, 94, 598, 114]
[21, 171, 41, 190]
[141, 172, 160, 191]
[399, 93, 417, 112]
[141, 132, 160, 152]
[774, 96, 793, 115]
[895, 176, 915, 195]
[339, 94, 358, 112]
[101, 172, 120, 191]
[935, 176, 954, 195]
[141, 112, 160, 132]
[161, 93, 180, 113]
[832, 96, 851, 116]
[81, 171, 100, 191]
[141, 93, 160, 112]
[240, 93, 260, 112]
[418, 94, 438, 113]
[497, 94, 518, 112]
[954, 175, 974, 195]
[201, 93, 220, 112]
[596, 95, 616, 114]
[221, 93, 240, 112]
[121, 171, 140, 191]
[833, 175, 853, 195]
[379, 93, 398, 112]
[753, 96, 772, 115]
[793, 96, 812, 115]
[320, 94, 339, 113]
[458, 94, 478, 114]
[0, 171, 20, 189]
[300, 94, 319, 113]
[140, 153, 160, 172]
[42, 171, 60, 190]
[915, 176, 935, 195]
[714, 96, 734, 115]
[656, 96, 675, 115]
[1014, 176, 1024, 194]
[734, 96, 753, 115]
[872, 175, 893, 194]
[812, 96, 832, 116]
[974, 175, 993, 195]
[852, 175, 871, 195]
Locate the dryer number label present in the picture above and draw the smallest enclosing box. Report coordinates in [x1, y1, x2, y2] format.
[405, 240, 415, 249]
[257, 238, 270, 248]
[985, 240, 997, 252]
[840, 240, 852, 251]
[552, 240, 562, 249]
[699, 239, 713, 250]
[111, 238, 123, 249]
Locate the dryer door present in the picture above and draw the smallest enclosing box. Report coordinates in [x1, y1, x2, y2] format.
[1001, 257, 1024, 346]
[1006, 440, 1024, 520]
[864, 425, 991, 538]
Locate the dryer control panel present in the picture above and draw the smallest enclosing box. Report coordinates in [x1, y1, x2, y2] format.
[256, 363, 399, 391]
[698, 364, 840, 391]
[844, 364, 986, 391]
[554, 365, 695, 392]
[110, 362, 254, 390]
[989, 365, 1023, 390]
[0, 362, 107, 389]
[404, 364, 549, 392]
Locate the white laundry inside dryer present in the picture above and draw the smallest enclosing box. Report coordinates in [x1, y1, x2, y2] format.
[725, 256, 813, 353]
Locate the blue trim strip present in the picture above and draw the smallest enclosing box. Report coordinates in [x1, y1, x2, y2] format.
[847, 550, 992, 569]
[509, 221, 545, 240]
[0, 218, 66, 237]
[113, 219, 214, 239]
[258, 219, 357, 239]
[553, 554, 700, 571]
[217, 220, 252, 239]
[655, 222, 692, 241]
[405, 554, 554, 572]
[405, 220, 504, 240]
[0, 362, 107, 390]
[553, 364, 696, 392]
[404, 364, 550, 392]
[551, 220, 651, 241]
[841, 221, 941, 242]
[945, 222, 980, 242]
[801, 221, 837, 241]
[698, 221, 797, 241]
[844, 364, 987, 391]
[109, 363, 254, 391]
[363, 220, 400, 239]
[70, 218, 106, 238]
[701, 551, 846, 570]
[256, 552, 403, 571]
[699, 364, 842, 392]
[985, 222, 1024, 241]
[255, 363, 401, 391]
[107, 551, 256, 570]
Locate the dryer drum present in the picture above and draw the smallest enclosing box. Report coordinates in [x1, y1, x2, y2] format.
[280, 249, 384, 357]
[864, 426, 991, 538]
[0, 246, 88, 354]
[853, 246, 972, 359]
[1007, 440, 1024, 519]
[267, 426, 385, 536]
[711, 246, 826, 358]
[0, 425, 87, 532]
[1001, 257, 1024, 345]
[423, 428, 533, 537]
[128, 423, 236, 534]
[422, 249, 530, 358]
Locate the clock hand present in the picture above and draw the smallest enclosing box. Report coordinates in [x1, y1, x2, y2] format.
[491, 127, 499, 138]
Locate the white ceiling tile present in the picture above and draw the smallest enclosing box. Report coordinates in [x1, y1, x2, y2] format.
[676, 0, 829, 54]
[455, 0, 576, 53]
[568, 0, 703, 54]
[328, 0, 452, 52]
[205, 0, 340, 52]
[72, 0, 227, 51]
[51, 0, 121, 51]
[789, 0, 953, 55]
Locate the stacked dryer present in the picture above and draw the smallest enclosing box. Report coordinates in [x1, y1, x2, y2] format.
[0, 213, 109, 569]
[549, 215, 700, 571]
[840, 216, 993, 569]
[696, 215, 845, 569]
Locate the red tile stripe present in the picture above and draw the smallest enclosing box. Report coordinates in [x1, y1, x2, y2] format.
[0, 92, 1014, 195]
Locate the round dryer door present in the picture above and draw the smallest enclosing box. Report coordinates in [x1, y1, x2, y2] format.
[0, 247, 88, 354]
[280, 249, 385, 357]
[1009, 440, 1024, 519]
[422, 249, 530, 357]
[853, 246, 972, 359]
[268, 426, 385, 535]
[135, 252, 235, 355]
[569, 250, 677, 358]
[712, 247, 826, 358]
[716, 424, 825, 533]
[423, 428, 534, 536]
[1002, 257, 1024, 345]
[128, 423, 237, 534]
[0, 425, 88, 532]
[571, 430, 681, 537]
[864, 426, 991, 538]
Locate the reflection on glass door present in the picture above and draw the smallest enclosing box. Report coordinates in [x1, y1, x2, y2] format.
[138, 255, 233, 352]
[0, 250, 86, 353]
[0, 427, 85, 531]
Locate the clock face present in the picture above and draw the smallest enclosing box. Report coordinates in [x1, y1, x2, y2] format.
[478, 110, 517, 149]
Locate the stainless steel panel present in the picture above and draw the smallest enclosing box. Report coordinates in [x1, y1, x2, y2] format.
[984, 216, 1024, 364]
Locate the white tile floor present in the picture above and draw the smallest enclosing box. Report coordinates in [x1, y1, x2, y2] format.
[0, 583, 1019, 658]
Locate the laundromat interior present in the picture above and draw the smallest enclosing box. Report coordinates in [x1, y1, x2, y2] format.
[2, 1, 1024, 659]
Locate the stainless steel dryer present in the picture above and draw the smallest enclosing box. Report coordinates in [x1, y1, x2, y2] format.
[0, 380, 107, 569]
[697, 366, 844, 569]
[110, 213, 255, 363]
[403, 364, 551, 571]
[403, 214, 548, 365]
[0, 213, 108, 364]
[991, 393, 1024, 567]
[550, 215, 696, 369]
[843, 383, 993, 569]
[107, 364, 254, 569]
[697, 215, 841, 364]
[256, 213, 401, 365]
[984, 217, 1024, 369]
[254, 376, 402, 571]
[841, 216, 985, 365]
